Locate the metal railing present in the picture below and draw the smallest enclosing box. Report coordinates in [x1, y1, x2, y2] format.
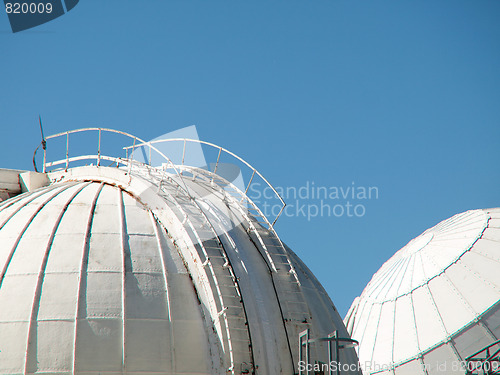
[299, 329, 359, 375]
[466, 340, 500, 375]
[34, 128, 144, 171]
[33, 128, 286, 227]
[33, 128, 191, 200]
[123, 138, 286, 226]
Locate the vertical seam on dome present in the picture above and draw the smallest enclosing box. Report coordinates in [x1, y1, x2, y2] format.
[146, 185, 225, 371]
[393, 256, 413, 298]
[409, 253, 420, 294]
[344, 297, 358, 334]
[418, 357, 430, 375]
[23, 182, 90, 374]
[424, 283, 450, 343]
[72, 182, 104, 374]
[376, 255, 412, 302]
[434, 211, 486, 234]
[425, 283, 467, 369]
[367, 257, 406, 301]
[351, 298, 373, 342]
[391, 299, 397, 368]
[0, 183, 70, 231]
[479, 321, 499, 342]
[351, 298, 367, 340]
[367, 302, 383, 369]
[418, 252, 428, 285]
[368, 257, 404, 302]
[150, 211, 175, 374]
[0, 183, 61, 227]
[0, 183, 77, 290]
[386, 258, 412, 299]
[0, 189, 32, 209]
[150, 212, 172, 322]
[453, 255, 500, 293]
[0, 179, 67, 210]
[441, 269, 499, 343]
[409, 292, 422, 354]
[118, 187, 127, 372]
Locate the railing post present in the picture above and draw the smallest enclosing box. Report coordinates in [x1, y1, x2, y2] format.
[129, 138, 136, 160]
[182, 139, 186, 166]
[97, 128, 102, 166]
[179, 139, 187, 176]
[334, 331, 340, 375]
[148, 143, 152, 166]
[213, 147, 222, 174]
[42, 148, 46, 173]
[272, 203, 286, 228]
[299, 329, 310, 375]
[328, 333, 332, 375]
[65, 132, 69, 171]
[212, 147, 222, 183]
[244, 170, 256, 195]
[128, 137, 136, 174]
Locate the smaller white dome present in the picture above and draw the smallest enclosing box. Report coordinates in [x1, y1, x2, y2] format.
[345, 208, 500, 374]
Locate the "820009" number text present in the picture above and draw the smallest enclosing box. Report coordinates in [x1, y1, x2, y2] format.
[5, 2, 53, 14]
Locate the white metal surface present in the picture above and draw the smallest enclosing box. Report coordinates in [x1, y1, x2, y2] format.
[0, 160, 359, 373]
[344, 209, 500, 374]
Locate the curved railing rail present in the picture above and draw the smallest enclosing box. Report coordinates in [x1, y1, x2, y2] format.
[33, 128, 286, 227]
[33, 127, 192, 197]
[123, 138, 286, 226]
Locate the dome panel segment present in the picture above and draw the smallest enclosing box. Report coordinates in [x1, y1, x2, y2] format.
[392, 294, 419, 363]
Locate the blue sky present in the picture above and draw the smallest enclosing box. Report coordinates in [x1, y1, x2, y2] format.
[1, 0, 499, 316]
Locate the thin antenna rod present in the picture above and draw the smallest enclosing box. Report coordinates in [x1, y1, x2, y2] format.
[33, 115, 47, 172]
[39, 115, 46, 150]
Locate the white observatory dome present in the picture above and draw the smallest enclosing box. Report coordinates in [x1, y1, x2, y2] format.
[0, 128, 360, 375]
[344, 208, 500, 375]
